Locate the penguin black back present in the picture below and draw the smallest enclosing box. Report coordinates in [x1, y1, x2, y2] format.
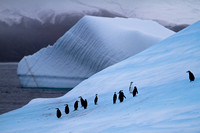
[113, 92, 117, 104]
[133, 86, 138, 97]
[74, 101, 79, 111]
[94, 94, 98, 105]
[118, 90, 126, 102]
[65, 104, 69, 114]
[83, 99, 88, 109]
[56, 108, 61, 118]
[187, 70, 195, 82]
[79, 96, 85, 107]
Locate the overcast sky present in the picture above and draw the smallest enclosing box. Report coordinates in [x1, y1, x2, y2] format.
[0, 0, 200, 62]
[0, 0, 200, 26]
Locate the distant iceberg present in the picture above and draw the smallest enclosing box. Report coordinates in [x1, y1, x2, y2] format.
[17, 16, 174, 88]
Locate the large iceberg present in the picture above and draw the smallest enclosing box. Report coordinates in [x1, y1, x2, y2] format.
[17, 16, 174, 88]
[1, 20, 200, 133]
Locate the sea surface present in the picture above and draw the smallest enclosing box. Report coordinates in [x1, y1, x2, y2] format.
[0, 63, 68, 114]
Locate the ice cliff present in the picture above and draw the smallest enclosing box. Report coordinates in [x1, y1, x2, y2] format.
[1, 20, 200, 133]
[17, 16, 174, 88]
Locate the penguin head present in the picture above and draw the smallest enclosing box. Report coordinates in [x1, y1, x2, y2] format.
[186, 70, 191, 73]
[56, 108, 59, 110]
[64, 104, 68, 106]
[79, 96, 82, 99]
[119, 90, 123, 94]
[96, 94, 98, 96]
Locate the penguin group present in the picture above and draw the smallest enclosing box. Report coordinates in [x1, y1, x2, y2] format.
[55, 87, 138, 118]
[55, 94, 97, 118]
[79, 96, 88, 109]
[112, 84, 138, 104]
[56, 70, 196, 118]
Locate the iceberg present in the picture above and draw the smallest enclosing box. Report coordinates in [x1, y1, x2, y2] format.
[17, 16, 174, 88]
[1, 20, 200, 133]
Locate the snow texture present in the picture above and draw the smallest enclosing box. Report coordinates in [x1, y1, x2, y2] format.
[17, 16, 174, 88]
[1, 20, 200, 133]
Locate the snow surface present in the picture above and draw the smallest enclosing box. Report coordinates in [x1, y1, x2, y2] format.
[17, 16, 174, 88]
[1, 20, 200, 133]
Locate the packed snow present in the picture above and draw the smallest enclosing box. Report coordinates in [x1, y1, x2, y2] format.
[17, 16, 174, 88]
[1, 20, 200, 132]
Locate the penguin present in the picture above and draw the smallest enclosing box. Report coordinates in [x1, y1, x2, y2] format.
[56, 108, 61, 118]
[129, 82, 133, 93]
[187, 70, 195, 82]
[94, 94, 98, 105]
[118, 90, 126, 103]
[79, 96, 85, 107]
[83, 99, 88, 109]
[118, 91, 121, 100]
[113, 92, 117, 104]
[74, 100, 79, 111]
[65, 104, 69, 114]
[132, 86, 138, 97]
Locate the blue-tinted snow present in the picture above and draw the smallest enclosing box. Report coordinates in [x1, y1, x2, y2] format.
[1, 20, 200, 132]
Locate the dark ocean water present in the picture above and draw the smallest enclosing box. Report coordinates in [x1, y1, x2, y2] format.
[0, 63, 69, 114]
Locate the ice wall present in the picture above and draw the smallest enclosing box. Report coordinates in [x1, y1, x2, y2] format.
[17, 16, 174, 88]
[1, 20, 200, 133]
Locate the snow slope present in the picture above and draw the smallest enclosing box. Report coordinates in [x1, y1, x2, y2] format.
[17, 16, 174, 88]
[1, 20, 200, 132]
